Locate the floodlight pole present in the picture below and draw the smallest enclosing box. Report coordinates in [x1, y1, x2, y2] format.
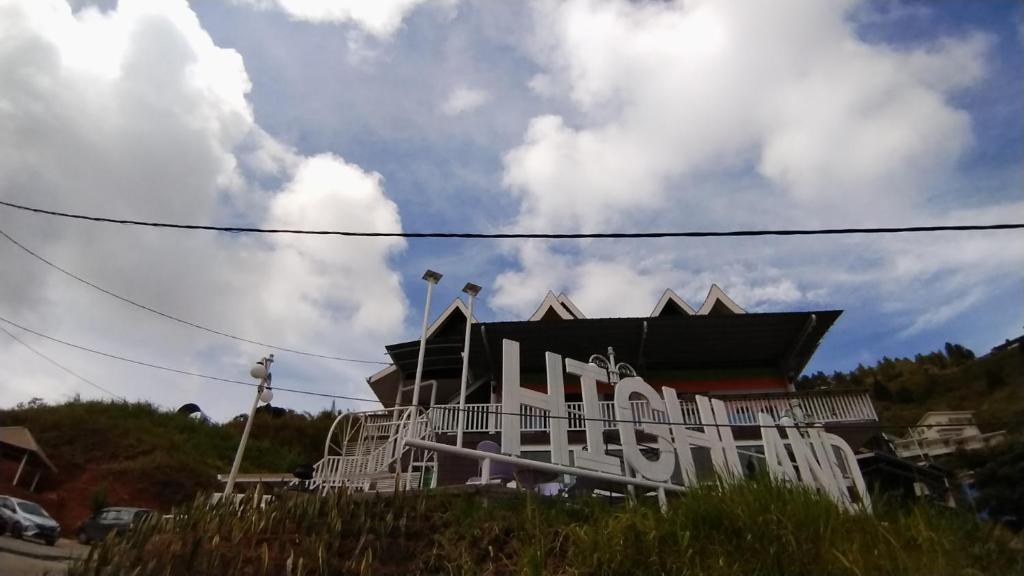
[406, 270, 441, 490]
[223, 355, 274, 500]
[410, 270, 442, 412]
[456, 283, 481, 448]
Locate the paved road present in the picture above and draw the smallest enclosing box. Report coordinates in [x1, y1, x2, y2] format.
[0, 551, 69, 576]
[0, 535, 89, 576]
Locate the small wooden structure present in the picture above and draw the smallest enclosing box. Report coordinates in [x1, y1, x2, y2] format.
[0, 426, 57, 492]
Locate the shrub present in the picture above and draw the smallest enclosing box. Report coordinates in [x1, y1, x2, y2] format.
[89, 484, 109, 515]
[870, 378, 893, 401]
[985, 367, 1007, 391]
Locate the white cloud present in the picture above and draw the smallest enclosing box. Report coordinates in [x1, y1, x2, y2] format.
[230, 0, 453, 38]
[0, 0, 407, 416]
[441, 85, 489, 116]
[491, 0, 1014, 336]
[505, 0, 988, 232]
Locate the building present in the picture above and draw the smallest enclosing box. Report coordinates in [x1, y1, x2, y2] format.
[854, 433, 956, 506]
[312, 285, 879, 498]
[0, 427, 57, 492]
[893, 411, 1007, 461]
[990, 334, 1023, 354]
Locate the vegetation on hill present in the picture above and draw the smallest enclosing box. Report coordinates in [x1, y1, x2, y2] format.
[0, 399, 341, 529]
[71, 481, 1023, 576]
[948, 439, 1024, 531]
[798, 342, 1024, 433]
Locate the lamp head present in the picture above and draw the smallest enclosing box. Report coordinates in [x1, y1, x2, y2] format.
[422, 269, 443, 284]
[250, 361, 268, 380]
[259, 388, 274, 403]
[461, 282, 482, 297]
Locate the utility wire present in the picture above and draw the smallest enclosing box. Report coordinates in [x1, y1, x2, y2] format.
[1, 313, 1019, 432]
[0, 322, 123, 400]
[0, 227, 389, 366]
[0, 313, 370, 401]
[2, 199, 1022, 239]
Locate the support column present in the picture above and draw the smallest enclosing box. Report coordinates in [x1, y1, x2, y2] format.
[13, 452, 28, 486]
[30, 470, 41, 492]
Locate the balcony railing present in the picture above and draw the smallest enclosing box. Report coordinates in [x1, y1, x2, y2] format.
[428, 390, 877, 434]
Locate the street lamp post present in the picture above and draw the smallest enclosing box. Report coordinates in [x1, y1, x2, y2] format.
[456, 282, 481, 448]
[222, 354, 275, 500]
[409, 270, 442, 412]
[406, 270, 442, 490]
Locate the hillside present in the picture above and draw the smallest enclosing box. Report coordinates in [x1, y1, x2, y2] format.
[0, 400, 339, 532]
[799, 342, 1024, 435]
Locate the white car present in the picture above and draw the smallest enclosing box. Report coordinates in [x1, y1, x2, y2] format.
[0, 495, 61, 545]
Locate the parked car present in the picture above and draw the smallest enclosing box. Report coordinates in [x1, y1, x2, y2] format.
[0, 495, 61, 545]
[76, 507, 153, 544]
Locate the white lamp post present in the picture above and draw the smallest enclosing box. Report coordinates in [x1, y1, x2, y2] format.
[222, 354, 274, 500]
[456, 282, 481, 448]
[406, 270, 441, 490]
[409, 270, 442, 411]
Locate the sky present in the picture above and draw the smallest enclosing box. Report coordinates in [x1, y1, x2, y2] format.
[0, 0, 1021, 420]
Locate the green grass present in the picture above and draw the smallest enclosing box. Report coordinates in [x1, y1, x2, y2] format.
[71, 481, 1024, 576]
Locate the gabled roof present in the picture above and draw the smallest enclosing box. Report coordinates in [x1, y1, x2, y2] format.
[384, 310, 842, 382]
[427, 298, 477, 339]
[530, 285, 744, 321]
[369, 298, 476, 387]
[696, 284, 746, 315]
[557, 293, 586, 319]
[529, 291, 580, 321]
[0, 427, 57, 472]
[650, 289, 696, 317]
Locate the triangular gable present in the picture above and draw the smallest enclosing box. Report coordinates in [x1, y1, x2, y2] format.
[557, 293, 586, 319]
[528, 291, 576, 321]
[650, 289, 696, 317]
[696, 284, 746, 315]
[426, 298, 476, 339]
[369, 299, 477, 386]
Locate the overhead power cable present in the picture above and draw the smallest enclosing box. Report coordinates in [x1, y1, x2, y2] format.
[0, 313, 378, 402]
[1, 313, 1019, 432]
[0, 322, 123, 400]
[2, 199, 1022, 239]
[0, 227, 389, 366]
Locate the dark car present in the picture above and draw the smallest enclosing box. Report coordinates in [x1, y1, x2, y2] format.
[76, 507, 153, 544]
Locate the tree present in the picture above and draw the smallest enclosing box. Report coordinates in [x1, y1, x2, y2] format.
[893, 386, 915, 404]
[985, 368, 1007, 391]
[973, 441, 1024, 531]
[90, 484, 109, 515]
[871, 379, 893, 402]
[796, 371, 831, 391]
[944, 342, 976, 365]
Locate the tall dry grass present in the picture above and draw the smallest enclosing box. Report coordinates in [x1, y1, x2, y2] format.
[72, 480, 1022, 576]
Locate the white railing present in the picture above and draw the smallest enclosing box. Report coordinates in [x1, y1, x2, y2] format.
[893, 431, 1006, 459]
[428, 390, 877, 434]
[313, 407, 436, 492]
